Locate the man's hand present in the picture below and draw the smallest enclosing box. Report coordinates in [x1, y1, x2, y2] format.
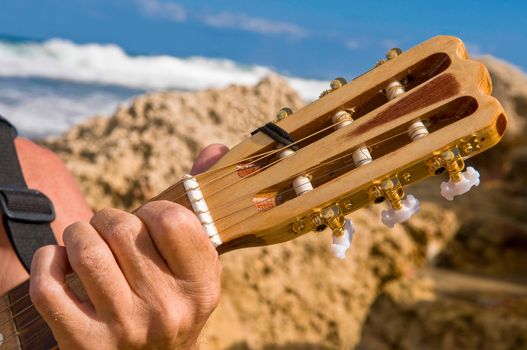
[29, 144, 229, 350]
[30, 202, 221, 349]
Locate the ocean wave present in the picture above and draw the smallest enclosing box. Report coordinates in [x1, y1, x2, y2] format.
[0, 38, 327, 100]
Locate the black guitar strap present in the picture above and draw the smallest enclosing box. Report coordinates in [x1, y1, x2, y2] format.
[0, 115, 56, 272]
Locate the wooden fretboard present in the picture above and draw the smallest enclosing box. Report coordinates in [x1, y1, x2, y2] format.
[0, 280, 56, 350]
[0, 274, 88, 350]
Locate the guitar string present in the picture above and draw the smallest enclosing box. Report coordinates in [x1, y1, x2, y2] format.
[195, 119, 351, 179]
[204, 125, 407, 215]
[198, 160, 360, 230]
[183, 127, 410, 222]
[5, 324, 52, 350]
[157, 119, 351, 207]
[0, 275, 78, 327]
[180, 122, 410, 214]
[0, 126, 411, 318]
[207, 131, 409, 233]
[198, 151, 361, 220]
[0, 295, 26, 321]
[0, 303, 35, 331]
[0, 313, 42, 348]
[0, 276, 80, 348]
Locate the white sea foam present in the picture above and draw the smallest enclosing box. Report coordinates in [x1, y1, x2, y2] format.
[0, 38, 327, 101]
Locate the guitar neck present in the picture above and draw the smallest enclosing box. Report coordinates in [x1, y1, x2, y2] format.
[0, 280, 56, 350]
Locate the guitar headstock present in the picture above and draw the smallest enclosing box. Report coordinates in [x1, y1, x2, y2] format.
[158, 36, 507, 257]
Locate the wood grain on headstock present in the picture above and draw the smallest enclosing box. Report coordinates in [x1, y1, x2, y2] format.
[154, 36, 506, 253]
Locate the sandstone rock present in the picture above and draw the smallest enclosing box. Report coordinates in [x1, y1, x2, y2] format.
[359, 271, 527, 350]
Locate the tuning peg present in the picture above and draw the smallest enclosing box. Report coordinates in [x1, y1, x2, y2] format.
[440, 166, 480, 200]
[331, 219, 355, 259]
[320, 77, 347, 98]
[330, 77, 347, 90]
[381, 194, 420, 228]
[386, 47, 403, 60]
[377, 179, 419, 228]
[437, 150, 480, 201]
[275, 107, 293, 121]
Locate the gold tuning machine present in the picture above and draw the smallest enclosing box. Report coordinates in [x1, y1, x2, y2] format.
[374, 47, 403, 68]
[321, 205, 346, 237]
[435, 148, 481, 200]
[386, 47, 403, 60]
[319, 77, 347, 98]
[380, 178, 404, 210]
[426, 148, 465, 179]
[441, 149, 464, 182]
[275, 107, 293, 122]
[370, 177, 420, 228]
[292, 203, 346, 236]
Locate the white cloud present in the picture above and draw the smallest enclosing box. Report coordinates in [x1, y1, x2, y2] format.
[202, 12, 308, 38]
[345, 39, 360, 50]
[134, 1, 307, 39]
[136, 0, 187, 22]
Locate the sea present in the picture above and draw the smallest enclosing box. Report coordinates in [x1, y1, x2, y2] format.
[0, 37, 327, 139]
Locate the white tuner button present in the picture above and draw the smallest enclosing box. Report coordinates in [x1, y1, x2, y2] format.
[331, 219, 355, 259]
[381, 194, 420, 228]
[440, 166, 480, 201]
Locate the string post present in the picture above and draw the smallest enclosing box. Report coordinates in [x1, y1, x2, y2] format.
[382, 51, 430, 141]
[352, 146, 373, 167]
[278, 144, 312, 196]
[330, 77, 347, 90]
[386, 47, 403, 60]
[331, 108, 372, 167]
[275, 107, 293, 121]
[320, 77, 347, 98]
[332, 109, 355, 129]
[408, 119, 430, 140]
[291, 175, 313, 196]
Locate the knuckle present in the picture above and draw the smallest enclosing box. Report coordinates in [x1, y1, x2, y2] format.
[63, 221, 89, 243]
[154, 308, 183, 335]
[149, 203, 201, 237]
[157, 206, 192, 232]
[117, 324, 144, 349]
[92, 208, 141, 242]
[67, 240, 112, 273]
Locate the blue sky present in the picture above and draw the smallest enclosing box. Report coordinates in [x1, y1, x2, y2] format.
[0, 0, 526, 79]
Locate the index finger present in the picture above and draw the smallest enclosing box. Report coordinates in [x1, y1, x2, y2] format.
[134, 201, 220, 282]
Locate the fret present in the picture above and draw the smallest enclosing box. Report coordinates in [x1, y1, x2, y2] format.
[0, 292, 20, 349]
[6, 280, 57, 350]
